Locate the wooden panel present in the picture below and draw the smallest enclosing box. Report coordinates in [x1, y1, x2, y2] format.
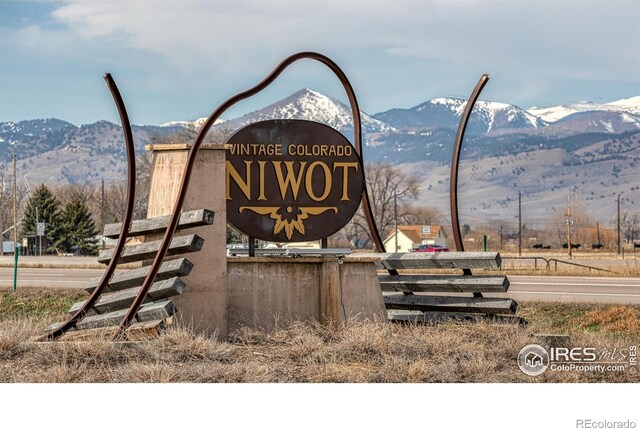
[85, 258, 193, 293]
[70, 277, 186, 315]
[378, 275, 509, 293]
[103, 209, 214, 238]
[371, 252, 502, 270]
[384, 294, 517, 314]
[97, 234, 204, 264]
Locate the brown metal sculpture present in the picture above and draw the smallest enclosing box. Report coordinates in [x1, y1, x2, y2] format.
[42, 73, 136, 340]
[113, 51, 388, 339]
[450, 74, 489, 284]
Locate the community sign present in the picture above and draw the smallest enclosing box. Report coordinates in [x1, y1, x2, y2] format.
[226, 119, 364, 242]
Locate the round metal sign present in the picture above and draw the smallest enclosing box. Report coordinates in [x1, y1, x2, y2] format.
[225, 119, 364, 242]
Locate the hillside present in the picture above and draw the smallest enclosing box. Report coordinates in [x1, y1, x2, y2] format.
[2, 89, 640, 225]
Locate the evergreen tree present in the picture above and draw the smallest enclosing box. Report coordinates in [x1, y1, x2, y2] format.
[56, 200, 98, 255]
[20, 184, 62, 252]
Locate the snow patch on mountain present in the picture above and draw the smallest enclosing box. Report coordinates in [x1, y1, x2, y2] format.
[375, 97, 544, 133]
[528, 95, 640, 122]
[222, 88, 395, 135]
[161, 117, 224, 129]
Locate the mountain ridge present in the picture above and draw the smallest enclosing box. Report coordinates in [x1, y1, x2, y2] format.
[2, 89, 640, 225]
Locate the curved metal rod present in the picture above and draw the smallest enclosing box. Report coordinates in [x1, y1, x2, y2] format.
[450, 74, 489, 260]
[114, 51, 387, 338]
[42, 73, 136, 340]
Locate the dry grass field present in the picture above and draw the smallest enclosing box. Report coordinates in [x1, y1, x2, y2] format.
[0, 287, 639, 383]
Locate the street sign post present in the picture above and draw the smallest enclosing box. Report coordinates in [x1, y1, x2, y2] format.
[37, 222, 45, 256]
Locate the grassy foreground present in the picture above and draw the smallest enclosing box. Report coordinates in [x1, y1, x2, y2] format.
[0, 288, 639, 383]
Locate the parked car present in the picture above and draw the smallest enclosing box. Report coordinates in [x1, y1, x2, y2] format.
[413, 244, 449, 252]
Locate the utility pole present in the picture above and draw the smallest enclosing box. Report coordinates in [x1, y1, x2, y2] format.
[0, 169, 4, 256]
[394, 187, 398, 252]
[596, 222, 601, 247]
[566, 193, 572, 257]
[617, 193, 621, 256]
[101, 179, 106, 250]
[518, 191, 522, 256]
[499, 224, 503, 250]
[13, 155, 17, 257]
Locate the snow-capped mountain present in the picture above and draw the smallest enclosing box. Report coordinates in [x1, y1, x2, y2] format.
[160, 117, 225, 129]
[528, 95, 640, 123]
[0, 118, 75, 136]
[0, 119, 75, 145]
[551, 110, 640, 133]
[374, 97, 546, 133]
[220, 88, 395, 135]
[607, 95, 640, 114]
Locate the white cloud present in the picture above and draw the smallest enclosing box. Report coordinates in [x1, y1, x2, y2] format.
[2, 0, 640, 120]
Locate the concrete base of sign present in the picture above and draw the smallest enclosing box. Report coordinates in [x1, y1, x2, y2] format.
[226, 256, 387, 334]
[146, 143, 228, 338]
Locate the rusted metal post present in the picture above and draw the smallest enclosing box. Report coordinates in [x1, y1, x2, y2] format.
[450, 74, 489, 260]
[42, 73, 137, 340]
[449, 74, 489, 298]
[450, 74, 489, 289]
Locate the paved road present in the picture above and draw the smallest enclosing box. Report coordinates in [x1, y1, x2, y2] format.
[0, 267, 103, 289]
[489, 275, 640, 305]
[2, 266, 640, 305]
[0, 255, 101, 268]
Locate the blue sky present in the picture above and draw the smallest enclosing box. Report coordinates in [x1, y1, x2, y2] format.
[1, 0, 639, 125]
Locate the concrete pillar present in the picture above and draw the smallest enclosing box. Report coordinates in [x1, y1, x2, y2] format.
[146, 143, 227, 338]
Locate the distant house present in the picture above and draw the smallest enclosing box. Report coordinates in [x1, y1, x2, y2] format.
[383, 225, 447, 253]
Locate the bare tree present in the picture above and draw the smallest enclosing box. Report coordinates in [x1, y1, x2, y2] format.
[544, 204, 597, 248]
[344, 162, 420, 249]
[404, 206, 446, 226]
[103, 175, 150, 223]
[619, 211, 639, 243]
[52, 183, 96, 206]
[0, 164, 30, 248]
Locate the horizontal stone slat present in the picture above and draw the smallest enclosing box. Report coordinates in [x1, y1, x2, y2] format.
[384, 294, 517, 314]
[70, 277, 186, 315]
[97, 234, 204, 264]
[103, 209, 214, 238]
[85, 258, 193, 293]
[378, 275, 509, 293]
